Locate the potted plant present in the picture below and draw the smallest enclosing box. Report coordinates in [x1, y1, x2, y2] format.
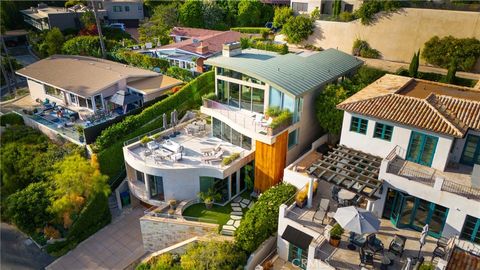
[140, 135, 152, 146]
[168, 199, 177, 209]
[167, 208, 175, 217]
[75, 125, 85, 143]
[198, 188, 221, 209]
[329, 224, 344, 247]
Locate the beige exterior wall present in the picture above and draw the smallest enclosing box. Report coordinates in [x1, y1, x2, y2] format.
[140, 216, 217, 252]
[305, 8, 480, 71]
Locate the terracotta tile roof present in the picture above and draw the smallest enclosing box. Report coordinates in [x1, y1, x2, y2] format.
[446, 247, 480, 270]
[337, 74, 480, 138]
[161, 31, 241, 57]
[170, 27, 223, 38]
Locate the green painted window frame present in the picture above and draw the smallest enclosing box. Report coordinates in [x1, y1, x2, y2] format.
[373, 122, 394, 141]
[349, 116, 368, 134]
[460, 215, 480, 244]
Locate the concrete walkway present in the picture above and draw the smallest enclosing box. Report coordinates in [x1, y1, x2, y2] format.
[46, 207, 146, 270]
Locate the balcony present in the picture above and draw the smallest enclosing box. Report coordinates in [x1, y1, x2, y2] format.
[384, 146, 480, 201]
[200, 99, 292, 145]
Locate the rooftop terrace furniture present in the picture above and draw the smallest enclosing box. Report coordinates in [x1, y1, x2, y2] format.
[359, 247, 374, 267]
[162, 139, 182, 153]
[171, 152, 182, 162]
[349, 232, 367, 249]
[260, 117, 272, 127]
[201, 150, 224, 163]
[388, 234, 406, 257]
[147, 141, 159, 151]
[200, 143, 222, 156]
[313, 198, 330, 224]
[366, 233, 384, 254]
[432, 246, 446, 261]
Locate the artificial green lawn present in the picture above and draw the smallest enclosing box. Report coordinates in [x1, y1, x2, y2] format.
[182, 203, 233, 226]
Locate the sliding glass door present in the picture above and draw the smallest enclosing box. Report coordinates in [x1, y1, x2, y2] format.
[406, 131, 438, 167]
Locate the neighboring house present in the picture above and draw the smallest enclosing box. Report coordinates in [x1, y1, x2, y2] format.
[277, 74, 480, 269]
[21, 3, 107, 31]
[140, 27, 241, 73]
[99, 0, 144, 27]
[15, 55, 182, 144]
[291, 0, 362, 15]
[122, 44, 362, 207]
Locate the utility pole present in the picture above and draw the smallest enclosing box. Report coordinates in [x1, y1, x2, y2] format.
[91, 0, 106, 59]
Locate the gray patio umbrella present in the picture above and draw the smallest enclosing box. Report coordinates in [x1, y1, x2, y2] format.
[333, 206, 380, 235]
[162, 113, 167, 129]
[171, 109, 177, 126]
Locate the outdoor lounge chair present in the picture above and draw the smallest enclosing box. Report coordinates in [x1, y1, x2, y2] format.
[389, 234, 406, 257]
[359, 248, 374, 267]
[350, 232, 367, 248]
[201, 150, 224, 163]
[366, 233, 384, 253]
[200, 143, 222, 156]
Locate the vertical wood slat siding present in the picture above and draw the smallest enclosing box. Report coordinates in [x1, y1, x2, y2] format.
[254, 131, 288, 192]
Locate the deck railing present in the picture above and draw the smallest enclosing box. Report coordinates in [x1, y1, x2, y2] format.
[441, 180, 480, 201]
[386, 162, 436, 187]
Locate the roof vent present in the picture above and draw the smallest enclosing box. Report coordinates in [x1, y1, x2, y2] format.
[192, 38, 201, 44]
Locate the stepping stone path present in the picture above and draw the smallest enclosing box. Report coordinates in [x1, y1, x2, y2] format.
[222, 196, 255, 235]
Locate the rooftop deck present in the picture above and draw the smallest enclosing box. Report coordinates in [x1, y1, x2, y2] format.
[125, 123, 253, 171]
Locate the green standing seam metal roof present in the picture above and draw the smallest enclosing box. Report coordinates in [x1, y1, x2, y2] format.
[205, 48, 363, 97]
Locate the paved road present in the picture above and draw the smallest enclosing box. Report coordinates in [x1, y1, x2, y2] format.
[1, 223, 54, 270]
[46, 207, 146, 270]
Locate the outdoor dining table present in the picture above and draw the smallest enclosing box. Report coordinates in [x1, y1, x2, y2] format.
[162, 140, 182, 153]
[154, 148, 172, 158]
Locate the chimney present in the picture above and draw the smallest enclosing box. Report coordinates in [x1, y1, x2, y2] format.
[195, 42, 208, 55]
[222, 42, 241, 57]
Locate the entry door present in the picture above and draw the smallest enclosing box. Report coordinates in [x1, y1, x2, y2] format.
[460, 134, 480, 166]
[390, 192, 413, 227]
[406, 131, 439, 167]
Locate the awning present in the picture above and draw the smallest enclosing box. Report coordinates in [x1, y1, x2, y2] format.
[306, 145, 383, 200]
[281, 225, 313, 251]
[109, 90, 142, 106]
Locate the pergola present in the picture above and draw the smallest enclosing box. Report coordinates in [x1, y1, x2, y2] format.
[306, 145, 383, 200]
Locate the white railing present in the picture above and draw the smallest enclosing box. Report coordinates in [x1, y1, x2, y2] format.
[202, 99, 268, 134]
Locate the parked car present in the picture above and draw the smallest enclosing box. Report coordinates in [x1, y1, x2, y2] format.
[108, 23, 125, 31]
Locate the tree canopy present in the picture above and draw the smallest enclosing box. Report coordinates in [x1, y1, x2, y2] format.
[179, 0, 204, 28]
[421, 35, 480, 72]
[139, 4, 178, 44]
[237, 0, 263, 27]
[44, 28, 65, 56]
[281, 16, 314, 44]
[180, 241, 247, 270]
[273, 6, 293, 28]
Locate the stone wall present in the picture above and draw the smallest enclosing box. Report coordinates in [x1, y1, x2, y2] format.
[140, 216, 218, 252]
[304, 8, 480, 72]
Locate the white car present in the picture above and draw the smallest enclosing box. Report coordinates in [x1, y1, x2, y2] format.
[108, 23, 125, 31]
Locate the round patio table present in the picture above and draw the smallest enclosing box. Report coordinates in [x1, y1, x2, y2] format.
[338, 189, 356, 200]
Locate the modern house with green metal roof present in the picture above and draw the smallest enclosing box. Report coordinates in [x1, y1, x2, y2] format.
[201, 43, 363, 192]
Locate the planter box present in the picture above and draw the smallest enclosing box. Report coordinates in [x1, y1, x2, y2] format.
[267, 118, 292, 136]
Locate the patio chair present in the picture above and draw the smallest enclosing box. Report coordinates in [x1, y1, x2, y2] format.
[171, 153, 182, 162]
[388, 234, 406, 257]
[350, 232, 367, 248]
[431, 246, 446, 261]
[359, 248, 374, 267]
[366, 233, 384, 254]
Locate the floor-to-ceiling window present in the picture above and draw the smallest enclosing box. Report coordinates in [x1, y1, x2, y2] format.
[406, 131, 438, 167]
[212, 118, 252, 150]
[269, 87, 299, 122]
[147, 174, 164, 201]
[215, 78, 265, 113]
[383, 189, 449, 238]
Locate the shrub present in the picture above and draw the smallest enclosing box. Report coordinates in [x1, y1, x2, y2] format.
[354, 0, 399, 25]
[222, 152, 240, 166]
[330, 224, 344, 239]
[94, 71, 214, 151]
[113, 50, 170, 72]
[421, 36, 480, 71]
[352, 39, 381, 59]
[273, 6, 293, 28]
[230, 27, 270, 34]
[408, 50, 420, 78]
[282, 16, 314, 44]
[266, 106, 283, 117]
[0, 113, 24, 126]
[44, 225, 61, 239]
[62, 36, 119, 58]
[241, 38, 288, 55]
[166, 66, 194, 82]
[202, 92, 218, 101]
[339, 11, 355, 22]
[235, 183, 296, 253]
[140, 136, 153, 144]
[270, 110, 292, 129]
[181, 241, 247, 270]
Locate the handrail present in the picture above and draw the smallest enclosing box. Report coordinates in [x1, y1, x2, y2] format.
[386, 162, 436, 187]
[441, 180, 480, 201]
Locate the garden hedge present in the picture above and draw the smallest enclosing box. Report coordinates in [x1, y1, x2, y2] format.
[231, 27, 270, 34]
[112, 50, 170, 72]
[0, 113, 24, 126]
[94, 71, 214, 152]
[240, 38, 288, 55]
[235, 183, 296, 253]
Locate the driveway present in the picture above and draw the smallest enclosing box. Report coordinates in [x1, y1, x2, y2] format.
[46, 207, 146, 270]
[1, 222, 54, 270]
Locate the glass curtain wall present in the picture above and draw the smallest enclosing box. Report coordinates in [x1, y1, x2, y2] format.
[212, 117, 252, 150]
[269, 87, 300, 122]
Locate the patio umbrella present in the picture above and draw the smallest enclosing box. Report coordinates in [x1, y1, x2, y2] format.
[170, 109, 177, 127]
[333, 206, 380, 235]
[417, 224, 429, 259]
[162, 113, 167, 129]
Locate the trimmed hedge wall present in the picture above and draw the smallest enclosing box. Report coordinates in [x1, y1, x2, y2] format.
[0, 113, 24, 126]
[240, 38, 288, 55]
[231, 27, 270, 34]
[112, 50, 170, 72]
[94, 71, 214, 152]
